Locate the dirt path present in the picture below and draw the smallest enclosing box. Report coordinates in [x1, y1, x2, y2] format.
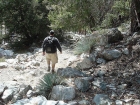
[0, 45, 74, 87]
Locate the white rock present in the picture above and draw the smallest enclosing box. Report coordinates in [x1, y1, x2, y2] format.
[6, 59, 15, 64]
[0, 62, 8, 68]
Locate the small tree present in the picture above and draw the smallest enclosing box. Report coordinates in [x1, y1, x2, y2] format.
[131, 0, 140, 33]
[0, 0, 50, 48]
[48, 0, 114, 32]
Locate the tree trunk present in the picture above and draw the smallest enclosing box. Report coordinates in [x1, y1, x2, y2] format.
[131, 0, 140, 34]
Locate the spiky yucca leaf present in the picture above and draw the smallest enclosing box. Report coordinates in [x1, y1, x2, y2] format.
[38, 73, 66, 99]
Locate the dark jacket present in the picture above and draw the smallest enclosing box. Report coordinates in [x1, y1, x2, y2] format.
[42, 35, 62, 53]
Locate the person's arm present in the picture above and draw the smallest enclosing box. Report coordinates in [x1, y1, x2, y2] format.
[54, 38, 62, 53]
[42, 38, 46, 55]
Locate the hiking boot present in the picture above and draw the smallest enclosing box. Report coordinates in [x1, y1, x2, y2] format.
[47, 67, 50, 72]
[52, 69, 55, 73]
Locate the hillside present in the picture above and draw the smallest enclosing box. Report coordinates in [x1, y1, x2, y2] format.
[0, 28, 139, 105]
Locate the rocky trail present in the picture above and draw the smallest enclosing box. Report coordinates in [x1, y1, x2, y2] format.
[0, 45, 74, 88]
[0, 28, 140, 105]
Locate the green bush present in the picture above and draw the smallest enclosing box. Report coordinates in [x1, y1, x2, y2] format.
[101, 13, 118, 28]
[9, 38, 31, 52]
[101, 0, 130, 28]
[74, 36, 97, 55]
[38, 73, 66, 99]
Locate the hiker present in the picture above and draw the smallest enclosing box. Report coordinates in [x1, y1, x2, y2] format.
[42, 30, 62, 73]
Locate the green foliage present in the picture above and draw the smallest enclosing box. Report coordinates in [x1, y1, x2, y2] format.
[0, 0, 50, 48]
[9, 39, 29, 52]
[112, 0, 131, 16]
[48, 0, 114, 31]
[54, 29, 65, 42]
[38, 73, 66, 99]
[101, 0, 131, 28]
[74, 36, 97, 55]
[101, 13, 118, 28]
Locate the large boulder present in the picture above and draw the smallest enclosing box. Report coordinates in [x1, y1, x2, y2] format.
[0, 49, 14, 58]
[90, 28, 123, 46]
[93, 94, 114, 105]
[57, 67, 87, 78]
[51, 85, 75, 101]
[107, 28, 123, 43]
[76, 57, 93, 70]
[74, 78, 90, 92]
[102, 49, 122, 60]
[2, 89, 15, 103]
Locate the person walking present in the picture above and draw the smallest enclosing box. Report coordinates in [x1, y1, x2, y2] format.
[42, 30, 62, 73]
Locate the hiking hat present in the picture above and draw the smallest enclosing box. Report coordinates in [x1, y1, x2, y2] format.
[50, 30, 54, 35]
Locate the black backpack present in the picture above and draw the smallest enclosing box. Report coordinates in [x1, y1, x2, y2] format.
[44, 37, 55, 53]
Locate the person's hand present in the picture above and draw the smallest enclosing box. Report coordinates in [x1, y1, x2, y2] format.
[43, 52, 45, 56]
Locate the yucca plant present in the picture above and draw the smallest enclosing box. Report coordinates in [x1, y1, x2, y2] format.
[38, 73, 66, 99]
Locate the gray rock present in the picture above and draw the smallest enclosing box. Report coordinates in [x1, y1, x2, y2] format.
[92, 79, 102, 87]
[51, 85, 75, 101]
[28, 95, 47, 105]
[57, 67, 87, 78]
[0, 62, 8, 68]
[46, 100, 67, 105]
[122, 48, 129, 55]
[92, 79, 107, 90]
[74, 78, 90, 92]
[107, 28, 123, 44]
[2, 89, 14, 103]
[80, 77, 94, 82]
[4, 50, 14, 57]
[111, 92, 117, 98]
[0, 85, 6, 95]
[106, 84, 116, 90]
[93, 94, 114, 105]
[78, 100, 90, 105]
[96, 58, 106, 64]
[19, 84, 32, 96]
[117, 84, 127, 89]
[0, 48, 7, 58]
[133, 99, 140, 105]
[68, 101, 78, 105]
[115, 100, 123, 105]
[11, 98, 30, 105]
[100, 82, 107, 90]
[15, 54, 27, 63]
[96, 69, 107, 77]
[102, 49, 122, 60]
[11, 94, 22, 104]
[77, 57, 93, 70]
[26, 90, 33, 98]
